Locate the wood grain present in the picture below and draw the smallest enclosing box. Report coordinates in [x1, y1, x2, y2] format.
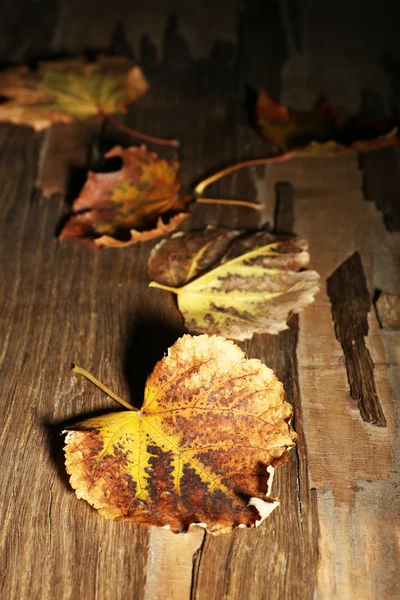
[0, 1, 400, 599]
[144, 527, 205, 600]
[265, 153, 400, 599]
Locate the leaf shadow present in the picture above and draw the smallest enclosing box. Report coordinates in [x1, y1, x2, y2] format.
[123, 311, 185, 410]
[45, 313, 184, 488]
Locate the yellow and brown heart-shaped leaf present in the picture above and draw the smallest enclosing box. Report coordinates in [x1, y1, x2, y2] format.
[149, 230, 320, 340]
[60, 145, 189, 246]
[0, 56, 149, 130]
[64, 334, 296, 533]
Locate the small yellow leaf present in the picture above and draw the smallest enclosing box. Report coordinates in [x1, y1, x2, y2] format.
[64, 334, 296, 533]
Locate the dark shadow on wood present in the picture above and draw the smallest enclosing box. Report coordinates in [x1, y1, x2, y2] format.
[109, 22, 136, 61]
[44, 312, 183, 487]
[238, 0, 287, 98]
[123, 311, 185, 410]
[274, 181, 295, 234]
[359, 147, 400, 232]
[244, 82, 260, 131]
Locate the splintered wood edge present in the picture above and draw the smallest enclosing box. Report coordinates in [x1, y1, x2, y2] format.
[327, 251, 387, 426]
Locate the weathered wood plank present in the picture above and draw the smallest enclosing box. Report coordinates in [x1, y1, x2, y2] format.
[1, 1, 400, 599]
[0, 8, 311, 599]
[0, 123, 153, 600]
[265, 153, 400, 599]
[144, 527, 205, 600]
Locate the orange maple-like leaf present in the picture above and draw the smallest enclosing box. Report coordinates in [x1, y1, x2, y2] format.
[257, 90, 400, 153]
[64, 334, 297, 533]
[60, 145, 189, 245]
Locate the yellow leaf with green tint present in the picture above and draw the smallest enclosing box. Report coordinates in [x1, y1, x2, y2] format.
[64, 334, 296, 533]
[149, 233, 320, 340]
[0, 56, 148, 130]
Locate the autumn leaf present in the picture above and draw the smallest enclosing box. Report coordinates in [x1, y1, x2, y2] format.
[257, 90, 400, 154]
[59, 145, 189, 246]
[147, 228, 241, 286]
[0, 56, 149, 130]
[64, 334, 296, 533]
[148, 230, 320, 340]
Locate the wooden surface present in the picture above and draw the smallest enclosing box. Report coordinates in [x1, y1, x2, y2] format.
[0, 1, 399, 599]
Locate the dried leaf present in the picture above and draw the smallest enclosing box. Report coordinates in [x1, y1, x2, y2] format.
[64, 334, 296, 533]
[59, 145, 189, 245]
[94, 214, 189, 248]
[257, 91, 336, 150]
[147, 228, 241, 286]
[257, 90, 400, 154]
[0, 56, 149, 130]
[149, 230, 320, 340]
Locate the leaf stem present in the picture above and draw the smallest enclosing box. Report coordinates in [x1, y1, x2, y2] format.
[194, 154, 293, 196]
[72, 364, 137, 411]
[195, 197, 261, 211]
[105, 113, 180, 148]
[149, 281, 179, 295]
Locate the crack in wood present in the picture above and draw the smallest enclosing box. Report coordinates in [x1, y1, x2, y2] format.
[190, 532, 207, 600]
[327, 251, 387, 427]
[274, 181, 294, 234]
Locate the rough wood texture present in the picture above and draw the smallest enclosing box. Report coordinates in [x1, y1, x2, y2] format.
[265, 153, 399, 599]
[327, 252, 387, 426]
[144, 527, 205, 600]
[375, 291, 400, 330]
[0, 1, 399, 599]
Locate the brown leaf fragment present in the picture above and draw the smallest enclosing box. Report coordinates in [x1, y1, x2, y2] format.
[147, 228, 241, 286]
[94, 213, 189, 248]
[0, 56, 149, 130]
[149, 229, 320, 340]
[221, 231, 310, 267]
[64, 334, 296, 533]
[59, 145, 190, 245]
[257, 90, 400, 154]
[375, 291, 400, 330]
